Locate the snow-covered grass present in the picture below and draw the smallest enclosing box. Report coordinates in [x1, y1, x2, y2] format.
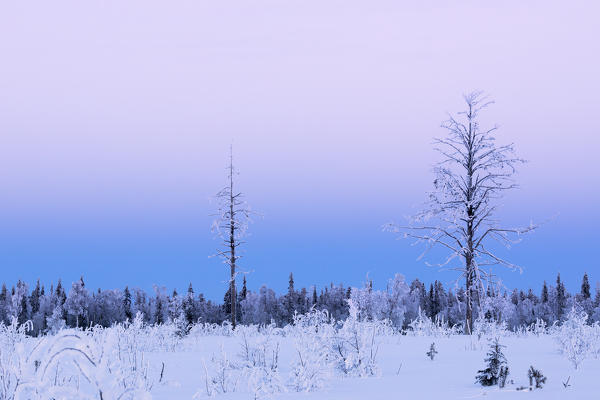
[1, 310, 600, 399]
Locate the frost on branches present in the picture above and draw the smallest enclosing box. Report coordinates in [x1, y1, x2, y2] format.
[288, 309, 334, 392]
[330, 299, 385, 377]
[555, 308, 600, 369]
[386, 91, 537, 334]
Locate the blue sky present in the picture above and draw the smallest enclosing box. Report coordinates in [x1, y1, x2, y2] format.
[0, 1, 598, 299]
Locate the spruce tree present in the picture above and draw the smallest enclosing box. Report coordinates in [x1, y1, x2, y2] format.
[556, 273, 566, 320]
[183, 283, 196, 325]
[240, 276, 247, 301]
[428, 283, 435, 318]
[123, 286, 133, 321]
[155, 294, 164, 325]
[476, 338, 509, 387]
[286, 273, 296, 322]
[541, 281, 549, 303]
[223, 286, 232, 317]
[30, 279, 41, 315]
[581, 272, 591, 299]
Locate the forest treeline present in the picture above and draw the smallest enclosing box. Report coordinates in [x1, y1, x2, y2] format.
[1, 272, 599, 336]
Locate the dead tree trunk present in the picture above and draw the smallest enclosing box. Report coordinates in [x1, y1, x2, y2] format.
[385, 91, 537, 335]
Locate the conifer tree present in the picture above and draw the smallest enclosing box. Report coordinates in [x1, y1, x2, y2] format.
[581, 272, 591, 299]
[183, 283, 196, 325]
[556, 273, 566, 320]
[30, 279, 41, 315]
[123, 286, 133, 321]
[541, 281, 549, 303]
[155, 294, 164, 325]
[0, 284, 7, 324]
[240, 276, 247, 301]
[476, 338, 509, 387]
[286, 272, 296, 322]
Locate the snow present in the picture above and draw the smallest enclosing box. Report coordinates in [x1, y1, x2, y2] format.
[2, 313, 600, 399]
[148, 335, 600, 400]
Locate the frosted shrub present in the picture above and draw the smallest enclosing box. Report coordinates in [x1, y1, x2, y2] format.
[527, 319, 547, 337]
[407, 309, 456, 337]
[239, 323, 284, 399]
[238, 323, 279, 369]
[147, 322, 181, 352]
[199, 346, 239, 397]
[473, 315, 509, 340]
[0, 318, 32, 400]
[114, 314, 164, 392]
[13, 328, 151, 399]
[288, 310, 334, 392]
[330, 300, 381, 377]
[197, 324, 284, 398]
[556, 308, 595, 369]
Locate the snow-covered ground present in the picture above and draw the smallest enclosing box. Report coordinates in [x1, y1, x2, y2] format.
[150, 335, 599, 400]
[1, 309, 599, 400]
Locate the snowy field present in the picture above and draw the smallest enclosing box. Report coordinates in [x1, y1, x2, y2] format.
[150, 335, 599, 400]
[1, 308, 599, 400]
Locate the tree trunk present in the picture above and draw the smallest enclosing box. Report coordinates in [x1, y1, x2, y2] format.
[465, 256, 473, 335]
[229, 169, 237, 329]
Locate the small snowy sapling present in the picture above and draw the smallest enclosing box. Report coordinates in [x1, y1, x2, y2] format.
[527, 366, 546, 389]
[475, 338, 509, 387]
[426, 343, 438, 361]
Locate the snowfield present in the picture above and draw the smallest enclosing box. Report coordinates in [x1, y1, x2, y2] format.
[150, 335, 600, 400]
[1, 308, 599, 400]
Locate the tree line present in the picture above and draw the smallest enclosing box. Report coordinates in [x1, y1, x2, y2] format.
[1, 272, 598, 336]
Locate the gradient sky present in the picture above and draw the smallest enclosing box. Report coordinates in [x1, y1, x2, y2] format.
[0, 1, 598, 299]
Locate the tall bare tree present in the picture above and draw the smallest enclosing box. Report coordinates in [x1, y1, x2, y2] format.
[386, 92, 536, 334]
[212, 146, 252, 329]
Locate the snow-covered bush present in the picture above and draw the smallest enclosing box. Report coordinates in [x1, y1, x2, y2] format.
[330, 300, 384, 377]
[200, 345, 240, 397]
[238, 323, 284, 399]
[555, 308, 597, 369]
[0, 318, 32, 400]
[12, 328, 152, 399]
[527, 319, 547, 337]
[288, 309, 334, 392]
[407, 309, 457, 337]
[198, 325, 285, 399]
[473, 315, 510, 340]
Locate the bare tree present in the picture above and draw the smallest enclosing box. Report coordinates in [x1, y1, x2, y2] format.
[386, 91, 536, 334]
[212, 145, 253, 329]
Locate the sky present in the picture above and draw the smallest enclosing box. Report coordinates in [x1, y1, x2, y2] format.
[0, 1, 598, 300]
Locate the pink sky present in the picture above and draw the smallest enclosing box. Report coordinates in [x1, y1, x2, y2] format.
[0, 1, 598, 296]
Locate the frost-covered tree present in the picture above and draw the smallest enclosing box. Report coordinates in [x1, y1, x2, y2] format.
[476, 338, 509, 387]
[11, 280, 30, 327]
[557, 308, 594, 369]
[183, 283, 197, 325]
[386, 92, 536, 334]
[0, 283, 8, 324]
[64, 277, 90, 327]
[123, 286, 133, 321]
[285, 273, 297, 323]
[581, 273, 591, 299]
[555, 273, 567, 321]
[212, 146, 254, 329]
